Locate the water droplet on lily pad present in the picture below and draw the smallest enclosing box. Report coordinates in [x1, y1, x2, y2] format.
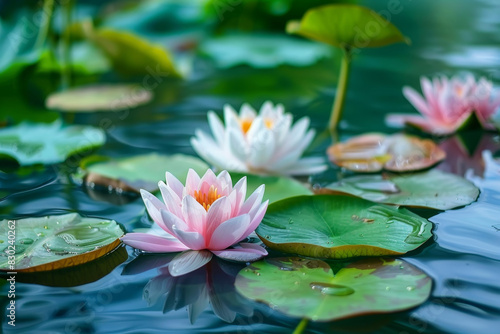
[310, 282, 355, 296]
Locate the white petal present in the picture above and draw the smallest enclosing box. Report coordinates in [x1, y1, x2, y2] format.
[248, 127, 275, 168]
[168, 250, 213, 277]
[208, 111, 225, 146]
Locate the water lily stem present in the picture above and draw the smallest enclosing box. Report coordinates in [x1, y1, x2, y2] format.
[293, 318, 309, 334]
[329, 48, 352, 135]
[35, 0, 55, 49]
[61, 0, 74, 89]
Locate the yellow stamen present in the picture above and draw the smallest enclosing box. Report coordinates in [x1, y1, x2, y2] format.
[240, 119, 253, 134]
[240, 117, 274, 134]
[264, 118, 274, 129]
[193, 185, 221, 211]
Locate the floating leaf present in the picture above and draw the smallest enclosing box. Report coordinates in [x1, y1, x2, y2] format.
[46, 84, 153, 112]
[0, 213, 124, 272]
[231, 172, 312, 203]
[318, 169, 479, 210]
[200, 33, 332, 69]
[286, 4, 409, 49]
[80, 153, 209, 193]
[0, 120, 106, 166]
[235, 257, 432, 321]
[327, 133, 445, 172]
[257, 195, 432, 258]
[86, 27, 182, 78]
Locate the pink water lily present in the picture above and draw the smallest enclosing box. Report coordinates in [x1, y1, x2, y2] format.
[121, 169, 269, 276]
[386, 74, 500, 135]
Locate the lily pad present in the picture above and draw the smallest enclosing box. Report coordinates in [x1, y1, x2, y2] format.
[200, 33, 332, 69]
[0, 120, 106, 166]
[318, 169, 479, 210]
[231, 172, 313, 203]
[235, 257, 432, 321]
[80, 153, 209, 193]
[46, 84, 153, 112]
[286, 4, 409, 49]
[0, 213, 124, 272]
[327, 133, 446, 172]
[257, 195, 432, 258]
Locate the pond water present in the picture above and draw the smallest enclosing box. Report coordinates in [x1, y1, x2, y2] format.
[2, 0, 500, 333]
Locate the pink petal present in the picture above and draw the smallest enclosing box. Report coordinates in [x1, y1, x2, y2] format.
[230, 177, 247, 216]
[199, 169, 218, 193]
[121, 233, 189, 253]
[240, 184, 265, 216]
[140, 189, 166, 223]
[172, 226, 207, 250]
[182, 195, 207, 233]
[168, 250, 213, 277]
[208, 214, 251, 250]
[239, 200, 268, 242]
[402, 86, 430, 116]
[161, 209, 189, 232]
[212, 244, 267, 262]
[158, 181, 183, 219]
[142, 197, 173, 235]
[185, 169, 201, 195]
[206, 196, 232, 237]
[165, 172, 184, 198]
[216, 170, 232, 195]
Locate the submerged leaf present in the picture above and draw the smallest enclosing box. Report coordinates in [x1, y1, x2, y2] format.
[80, 153, 209, 193]
[46, 84, 153, 112]
[235, 257, 432, 321]
[200, 33, 332, 69]
[0, 120, 105, 166]
[257, 195, 432, 258]
[287, 4, 409, 49]
[327, 133, 445, 172]
[0, 213, 124, 272]
[231, 172, 312, 203]
[319, 169, 479, 210]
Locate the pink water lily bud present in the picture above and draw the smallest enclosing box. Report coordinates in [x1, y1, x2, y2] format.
[386, 74, 500, 135]
[121, 169, 269, 276]
[191, 101, 327, 175]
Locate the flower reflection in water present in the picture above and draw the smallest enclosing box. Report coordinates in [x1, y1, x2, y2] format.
[123, 253, 254, 324]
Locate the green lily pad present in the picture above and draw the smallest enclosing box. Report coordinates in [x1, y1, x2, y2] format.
[0, 213, 124, 272]
[231, 173, 313, 203]
[86, 26, 182, 78]
[200, 33, 332, 69]
[46, 84, 153, 112]
[235, 257, 432, 321]
[319, 169, 479, 210]
[80, 153, 209, 193]
[257, 195, 432, 258]
[0, 120, 106, 166]
[287, 4, 409, 49]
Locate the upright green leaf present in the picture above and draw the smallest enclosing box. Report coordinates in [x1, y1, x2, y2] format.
[235, 257, 432, 321]
[0, 213, 124, 272]
[287, 4, 409, 49]
[87, 28, 182, 78]
[257, 195, 432, 258]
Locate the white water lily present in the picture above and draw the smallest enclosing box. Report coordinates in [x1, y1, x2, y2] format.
[191, 101, 327, 175]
